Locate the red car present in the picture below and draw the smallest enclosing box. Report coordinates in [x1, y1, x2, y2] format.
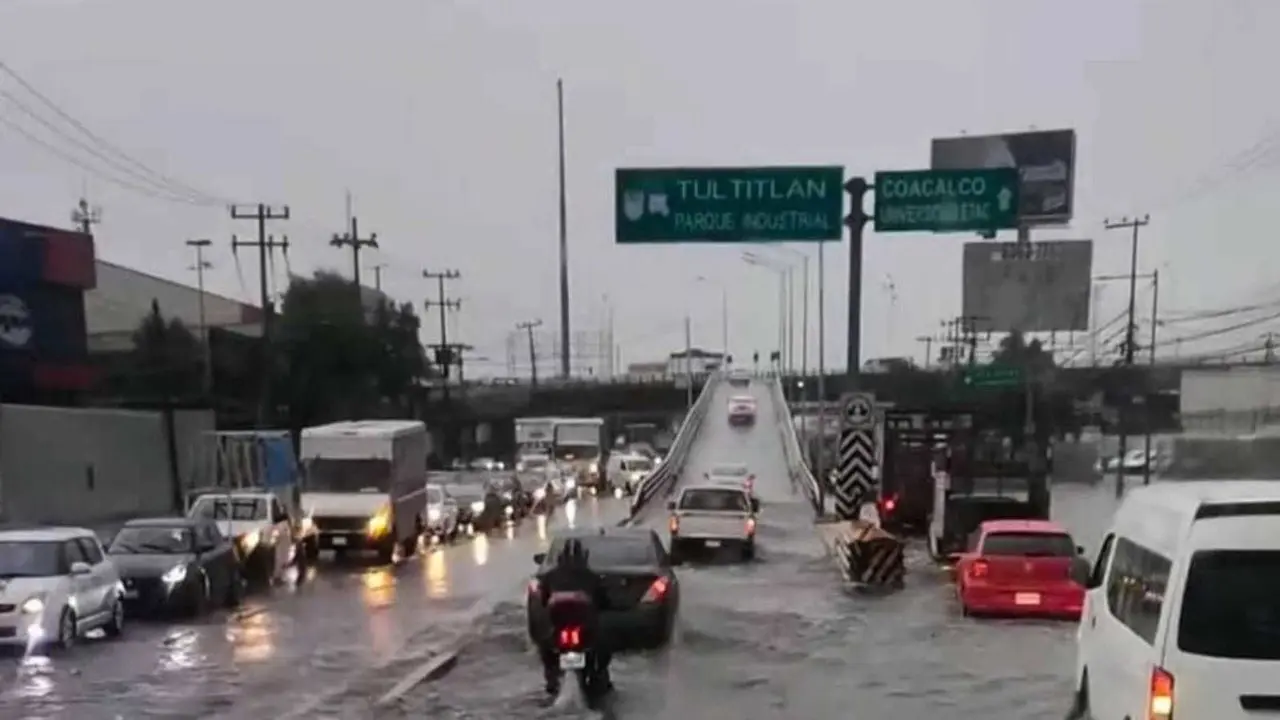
[954, 519, 1086, 619]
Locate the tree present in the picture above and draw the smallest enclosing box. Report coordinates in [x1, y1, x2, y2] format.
[371, 299, 428, 411]
[991, 330, 1055, 373]
[130, 299, 203, 399]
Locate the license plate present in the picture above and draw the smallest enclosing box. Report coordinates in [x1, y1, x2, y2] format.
[123, 589, 139, 599]
[331, 536, 347, 546]
[1015, 592, 1041, 606]
[559, 652, 586, 670]
[705, 540, 721, 548]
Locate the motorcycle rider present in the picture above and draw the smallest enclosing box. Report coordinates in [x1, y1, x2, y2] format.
[537, 538, 612, 698]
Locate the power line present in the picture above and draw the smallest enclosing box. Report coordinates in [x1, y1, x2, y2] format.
[0, 58, 230, 205]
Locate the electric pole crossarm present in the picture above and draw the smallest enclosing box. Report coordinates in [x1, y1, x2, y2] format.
[229, 203, 291, 429]
[331, 215, 379, 289]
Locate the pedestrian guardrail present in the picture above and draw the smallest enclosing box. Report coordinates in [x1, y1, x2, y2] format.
[768, 375, 822, 515]
[626, 371, 723, 521]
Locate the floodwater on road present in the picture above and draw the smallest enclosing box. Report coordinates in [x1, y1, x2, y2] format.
[375, 384, 1121, 720]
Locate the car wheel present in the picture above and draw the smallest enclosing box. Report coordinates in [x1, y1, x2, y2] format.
[669, 540, 685, 566]
[192, 571, 211, 616]
[56, 607, 77, 650]
[304, 536, 320, 562]
[225, 569, 244, 608]
[740, 541, 756, 562]
[401, 521, 421, 558]
[103, 597, 125, 638]
[377, 532, 397, 564]
[1066, 671, 1091, 720]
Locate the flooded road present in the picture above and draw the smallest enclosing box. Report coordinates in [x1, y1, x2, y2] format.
[0, 494, 629, 719]
[373, 381, 1120, 719]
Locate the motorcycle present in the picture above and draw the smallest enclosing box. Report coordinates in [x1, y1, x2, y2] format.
[547, 592, 609, 708]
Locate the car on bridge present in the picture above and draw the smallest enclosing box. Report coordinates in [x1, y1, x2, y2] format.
[667, 484, 760, 563]
[704, 462, 756, 498]
[727, 369, 751, 388]
[527, 527, 679, 651]
[727, 395, 757, 426]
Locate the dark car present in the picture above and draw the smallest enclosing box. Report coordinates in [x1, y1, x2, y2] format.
[487, 475, 532, 518]
[108, 518, 240, 617]
[446, 482, 507, 534]
[526, 527, 679, 652]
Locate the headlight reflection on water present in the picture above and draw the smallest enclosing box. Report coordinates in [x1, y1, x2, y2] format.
[229, 611, 277, 664]
[564, 498, 578, 528]
[472, 533, 489, 566]
[425, 548, 449, 599]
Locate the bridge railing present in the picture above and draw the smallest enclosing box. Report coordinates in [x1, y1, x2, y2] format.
[769, 374, 822, 516]
[626, 370, 723, 521]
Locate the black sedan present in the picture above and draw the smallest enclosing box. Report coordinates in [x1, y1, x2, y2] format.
[108, 517, 241, 617]
[526, 527, 679, 651]
[445, 483, 509, 534]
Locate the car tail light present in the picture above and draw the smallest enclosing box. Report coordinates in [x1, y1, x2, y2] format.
[1148, 666, 1174, 719]
[969, 560, 989, 579]
[641, 576, 670, 603]
[746, 475, 755, 490]
[745, 517, 757, 535]
[527, 579, 540, 595]
[557, 626, 582, 650]
[668, 515, 679, 533]
[881, 495, 897, 513]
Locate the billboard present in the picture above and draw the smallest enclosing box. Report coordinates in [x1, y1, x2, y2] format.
[962, 240, 1093, 333]
[931, 129, 1076, 226]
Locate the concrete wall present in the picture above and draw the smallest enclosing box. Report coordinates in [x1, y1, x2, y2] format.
[0, 404, 215, 526]
[1181, 367, 1280, 432]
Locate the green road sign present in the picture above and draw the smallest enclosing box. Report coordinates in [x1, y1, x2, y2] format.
[961, 364, 1023, 388]
[615, 166, 844, 244]
[873, 168, 1020, 233]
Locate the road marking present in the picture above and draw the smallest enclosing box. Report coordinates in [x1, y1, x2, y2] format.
[374, 640, 461, 707]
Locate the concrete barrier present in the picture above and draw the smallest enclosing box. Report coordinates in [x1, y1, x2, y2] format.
[625, 371, 722, 521]
[768, 375, 822, 513]
[817, 519, 905, 590]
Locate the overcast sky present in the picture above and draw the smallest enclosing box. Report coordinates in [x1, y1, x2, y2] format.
[0, 0, 1276, 377]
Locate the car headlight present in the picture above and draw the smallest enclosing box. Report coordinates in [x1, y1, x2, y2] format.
[300, 516, 315, 533]
[470, 500, 485, 513]
[533, 487, 546, 501]
[504, 505, 514, 516]
[20, 595, 44, 614]
[367, 508, 392, 536]
[496, 462, 505, 470]
[427, 507, 441, 522]
[565, 478, 576, 490]
[239, 529, 261, 553]
[162, 564, 188, 585]
[589, 462, 598, 474]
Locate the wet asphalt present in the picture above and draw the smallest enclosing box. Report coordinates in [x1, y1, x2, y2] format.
[369, 382, 1124, 720]
[0, 492, 630, 719]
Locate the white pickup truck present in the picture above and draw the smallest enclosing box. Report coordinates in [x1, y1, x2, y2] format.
[186, 490, 315, 588]
[666, 484, 760, 563]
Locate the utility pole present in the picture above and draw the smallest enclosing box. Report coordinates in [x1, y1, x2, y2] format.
[684, 314, 694, 410]
[70, 197, 101, 235]
[423, 268, 462, 382]
[330, 216, 378, 292]
[916, 335, 934, 369]
[1263, 331, 1276, 364]
[1104, 213, 1151, 498]
[230, 203, 290, 429]
[815, 240, 827, 514]
[1143, 269, 1160, 487]
[556, 78, 572, 380]
[518, 319, 543, 387]
[371, 263, 387, 292]
[842, 178, 872, 381]
[186, 239, 214, 394]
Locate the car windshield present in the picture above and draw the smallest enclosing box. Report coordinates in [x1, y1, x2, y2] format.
[710, 465, 748, 478]
[546, 535, 657, 569]
[189, 496, 266, 521]
[426, 487, 444, 505]
[621, 458, 654, 472]
[305, 458, 392, 493]
[1178, 549, 1280, 660]
[679, 488, 750, 512]
[0, 540, 63, 578]
[109, 526, 194, 555]
[521, 457, 549, 469]
[980, 532, 1075, 557]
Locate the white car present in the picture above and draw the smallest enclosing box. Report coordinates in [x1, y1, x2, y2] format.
[607, 454, 656, 497]
[425, 484, 460, 542]
[187, 492, 302, 586]
[0, 527, 126, 650]
[666, 484, 760, 563]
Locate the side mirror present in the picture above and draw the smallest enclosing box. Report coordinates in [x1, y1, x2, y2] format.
[666, 500, 677, 511]
[1076, 545, 1086, 555]
[1070, 556, 1092, 587]
[750, 498, 761, 513]
[533, 552, 546, 565]
[70, 561, 92, 576]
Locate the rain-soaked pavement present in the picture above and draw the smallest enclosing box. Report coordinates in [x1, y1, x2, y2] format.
[363, 381, 1124, 720]
[0, 492, 630, 719]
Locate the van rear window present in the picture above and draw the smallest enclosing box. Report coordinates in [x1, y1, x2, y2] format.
[1178, 550, 1280, 660]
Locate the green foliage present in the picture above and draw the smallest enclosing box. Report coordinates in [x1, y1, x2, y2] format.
[990, 330, 1055, 372]
[130, 299, 203, 398]
[277, 270, 427, 424]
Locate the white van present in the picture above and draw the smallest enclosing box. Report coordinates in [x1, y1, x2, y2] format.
[1070, 481, 1280, 720]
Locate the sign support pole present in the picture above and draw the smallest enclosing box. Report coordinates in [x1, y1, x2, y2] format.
[843, 178, 871, 384]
